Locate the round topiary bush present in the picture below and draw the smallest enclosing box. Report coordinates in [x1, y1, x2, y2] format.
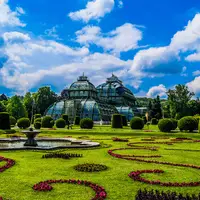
[0, 112, 10, 130]
[56, 118, 66, 128]
[158, 118, 174, 132]
[122, 115, 128, 126]
[112, 114, 123, 128]
[17, 118, 30, 129]
[62, 114, 68, 125]
[34, 118, 41, 123]
[151, 118, 158, 125]
[9, 116, 16, 127]
[74, 116, 80, 125]
[130, 117, 144, 130]
[80, 118, 94, 129]
[34, 114, 41, 120]
[41, 116, 54, 128]
[74, 163, 108, 172]
[170, 118, 178, 130]
[34, 122, 41, 129]
[178, 116, 198, 132]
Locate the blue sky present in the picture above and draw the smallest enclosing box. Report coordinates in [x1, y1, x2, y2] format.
[0, 0, 200, 98]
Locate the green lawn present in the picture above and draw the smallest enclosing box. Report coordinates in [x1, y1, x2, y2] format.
[0, 125, 200, 199]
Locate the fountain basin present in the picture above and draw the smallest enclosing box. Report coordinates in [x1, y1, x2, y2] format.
[0, 138, 100, 150]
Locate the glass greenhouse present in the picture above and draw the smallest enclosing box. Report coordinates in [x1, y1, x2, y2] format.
[45, 74, 137, 123]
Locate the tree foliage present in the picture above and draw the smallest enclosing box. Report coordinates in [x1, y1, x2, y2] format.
[23, 92, 34, 119]
[6, 96, 27, 120]
[33, 86, 57, 115]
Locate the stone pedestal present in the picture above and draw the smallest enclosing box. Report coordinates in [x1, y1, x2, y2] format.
[22, 129, 40, 147]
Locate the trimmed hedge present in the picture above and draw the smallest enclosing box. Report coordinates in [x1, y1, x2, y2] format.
[56, 118, 66, 128]
[170, 118, 178, 130]
[74, 116, 80, 125]
[158, 118, 174, 132]
[34, 118, 41, 123]
[80, 118, 94, 129]
[74, 163, 108, 172]
[9, 116, 16, 127]
[17, 118, 30, 129]
[151, 118, 158, 125]
[41, 116, 54, 128]
[130, 117, 144, 130]
[34, 114, 41, 120]
[62, 114, 68, 125]
[0, 112, 10, 130]
[122, 115, 128, 126]
[112, 114, 123, 128]
[34, 122, 41, 129]
[178, 116, 197, 132]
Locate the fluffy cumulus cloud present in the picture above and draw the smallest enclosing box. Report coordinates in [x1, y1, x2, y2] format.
[2, 31, 30, 42]
[129, 13, 200, 79]
[76, 23, 143, 54]
[68, 0, 115, 22]
[193, 70, 200, 76]
[147, 84, 167, 98]
[0, 33, 131, 93]
[0, 0, 25, 27]
[187, 76, 200, 95]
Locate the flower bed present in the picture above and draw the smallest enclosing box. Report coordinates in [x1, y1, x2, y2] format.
[0, 156, 15, 173]
[135, 189, 200, 200]
[112, 137, 129, 142]
[42, 153, 82, 159]
[74, 163, 108, 172]
[33, 179, 107, 199]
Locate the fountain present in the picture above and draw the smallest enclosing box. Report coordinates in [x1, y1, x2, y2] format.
[21, 128, 40, 147]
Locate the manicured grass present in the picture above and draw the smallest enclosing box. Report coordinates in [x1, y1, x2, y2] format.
[0, 125, 200, 199]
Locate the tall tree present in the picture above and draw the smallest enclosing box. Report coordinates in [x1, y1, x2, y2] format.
[167, 84, 194, 118]
[0, 101, 6, 112]
[33, 86, 57, 115]
[23, 92, 34, 119]
[7, 95, 27, 119]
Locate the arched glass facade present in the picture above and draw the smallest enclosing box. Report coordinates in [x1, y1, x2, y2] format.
[45, 74, 137, 123]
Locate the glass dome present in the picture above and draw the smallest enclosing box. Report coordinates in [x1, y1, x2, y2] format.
[45, 98, 118, 122]
[116, 106, 134, 121]
[68, 74, 97, 99]
[96, 74, 136, 107]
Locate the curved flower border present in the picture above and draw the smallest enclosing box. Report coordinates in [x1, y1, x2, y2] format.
[33, 179, 107, 200]
[108, 139, 200, 187]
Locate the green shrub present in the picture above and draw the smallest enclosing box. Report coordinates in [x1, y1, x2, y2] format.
[74, 116, 80, 125]
[4, 129, 16, 134]
[175, 113, 184, 120]
[130, 117, 144, 130]
[158, 119, 174, 132]
[9, 116, 16, 127]
[34, 114, 41, 120]
[193, 116, 200, 127]
[80, 118, 94, 129]
[122, 115, 128, 126]
[34, 122, 41, 129]
[170, 118, 178, 130]
[0, 112, 10, 130]
[56, 118, 66, 128]
[34, 118, 41, 123]
[17, 118, 30, 129]
[62, 114, 68, 125]
[151, 118, 158, 125]
[112, 114, 123, 128]
[178, 116, 197, 132]
[41, 116, 54, 128]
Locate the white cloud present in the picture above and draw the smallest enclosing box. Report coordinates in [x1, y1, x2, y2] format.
[187, 76, 200, 95]
[44, 26, 60, 40]
[0, 0, 25, 27]
[2, 31, 30, 42]
[147, 84, 167, 98]
[129, 13, 200, 80]
[118, 0, 123, 8]
[193, 70, 200, 76]
[76, 23, 143, 54]
[68, 0, 115, 22]
[0, 31, 131, 93]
